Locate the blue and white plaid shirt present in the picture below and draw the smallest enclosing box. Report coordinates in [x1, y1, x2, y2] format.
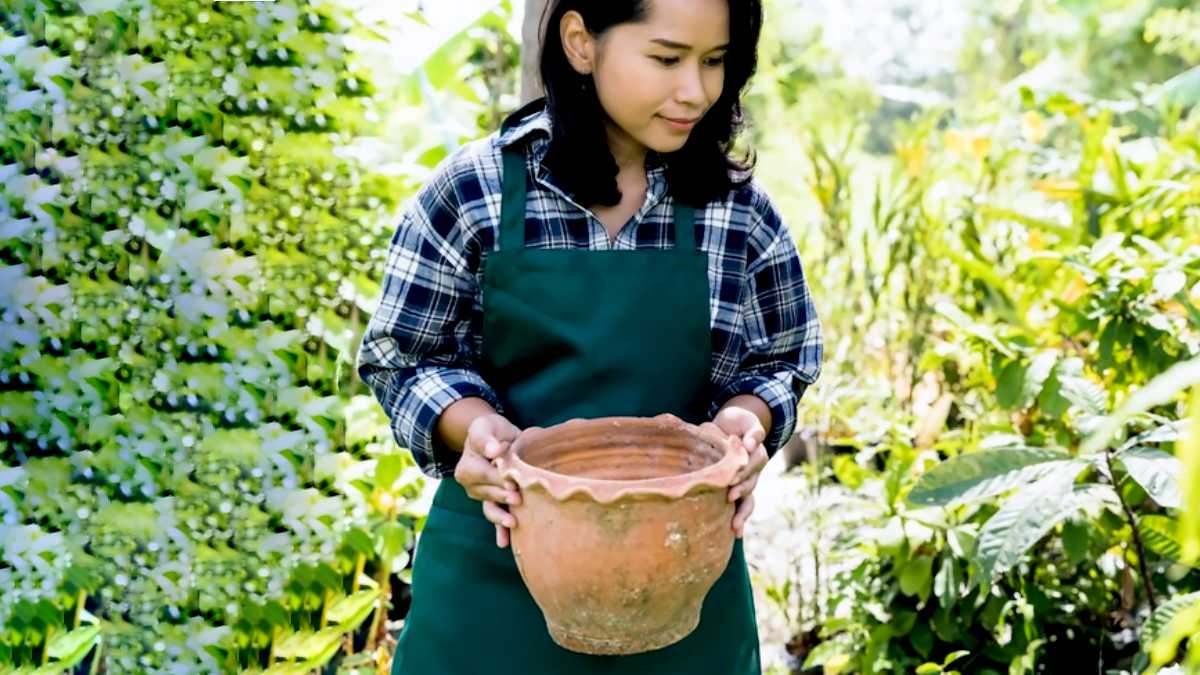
[356, 106, 823, 478]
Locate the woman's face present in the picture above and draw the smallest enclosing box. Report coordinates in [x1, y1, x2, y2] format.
[564, 0, 730, 156]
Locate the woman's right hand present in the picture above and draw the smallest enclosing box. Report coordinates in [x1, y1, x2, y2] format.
[454, 413, 523, 548]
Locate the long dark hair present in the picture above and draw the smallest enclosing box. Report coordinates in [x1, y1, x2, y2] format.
[537, 0, 763, 208]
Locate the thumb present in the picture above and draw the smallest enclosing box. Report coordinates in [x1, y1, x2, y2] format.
[483, 437, 510, 460]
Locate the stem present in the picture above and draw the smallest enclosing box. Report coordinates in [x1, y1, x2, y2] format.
[40, 625, 52, 665]
[365, 563, 391, 654]
[318, 587, 333, 629]
[73, 590, 85, 629]
[344, 554, 367, 657]
[1104, 449, 1158, 612]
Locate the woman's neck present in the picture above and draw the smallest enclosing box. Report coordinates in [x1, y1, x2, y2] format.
[603, 117, 647, 173]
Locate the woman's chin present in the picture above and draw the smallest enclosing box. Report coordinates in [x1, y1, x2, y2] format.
[645, 135, 690, 155]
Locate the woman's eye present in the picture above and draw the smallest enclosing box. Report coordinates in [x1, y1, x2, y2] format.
[705, 57, 725, 67]
[652, 56, 680, 66]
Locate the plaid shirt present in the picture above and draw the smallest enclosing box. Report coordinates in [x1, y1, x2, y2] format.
[356, 106, 823, 478]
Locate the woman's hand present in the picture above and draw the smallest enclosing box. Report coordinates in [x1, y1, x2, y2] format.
[712, 405, 769, 538]
[454, 413, 522, 548]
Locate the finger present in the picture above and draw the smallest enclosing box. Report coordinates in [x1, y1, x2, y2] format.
[456, 452, 503, 487]
[728, 470, 761, 503]
[730, 439, 762, 484]
[468, 485, 519, 505]
[495, 523, 509, 549]
[482, 499, 517, 529]
[742, 428, 764, 453]
[731, 494, 755, 538]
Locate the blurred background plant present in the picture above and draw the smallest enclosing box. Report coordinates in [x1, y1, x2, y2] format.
[0, 0, 517, 672]
[0, 0, 1197, 673]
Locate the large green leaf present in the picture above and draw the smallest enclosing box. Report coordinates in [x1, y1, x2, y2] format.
[1058, 373, 1108, 416]
[1142, 591, 1200, 654]
[1023, 350, 1059, 409]
[1081, 356, 1200, 453]
[908, 447, 1078, 506]
[272, 627, 342, 661]
[974, 461, 1089, 582]
[44, 623, 101, 668]
[1161, 64, 1200, 107]
[1182, 387, 1200, 563]
[324, 588, 380, 629]
[1139, 515, 1185, 562]
[1119, 446, 1182, 509]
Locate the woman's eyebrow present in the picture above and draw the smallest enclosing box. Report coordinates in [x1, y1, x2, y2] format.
[649, 38, 730, 51]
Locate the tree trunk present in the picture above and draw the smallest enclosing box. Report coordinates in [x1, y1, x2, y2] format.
[521, 0, 551, 103]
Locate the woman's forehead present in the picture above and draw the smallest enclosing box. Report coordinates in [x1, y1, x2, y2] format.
[626, 0, 731, 48]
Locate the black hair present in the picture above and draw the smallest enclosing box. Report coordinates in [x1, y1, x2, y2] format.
[536, 0, 763, 208]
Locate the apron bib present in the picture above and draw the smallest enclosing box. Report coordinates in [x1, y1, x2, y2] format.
[391, 101, 761, 675]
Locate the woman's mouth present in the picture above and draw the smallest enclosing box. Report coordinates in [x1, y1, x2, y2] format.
[659, 115, 699, 132]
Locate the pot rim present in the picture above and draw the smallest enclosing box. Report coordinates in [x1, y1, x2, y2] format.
[495, 413, 750, 504]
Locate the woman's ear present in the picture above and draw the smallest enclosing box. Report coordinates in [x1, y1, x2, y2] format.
[559, 10, 595, 76]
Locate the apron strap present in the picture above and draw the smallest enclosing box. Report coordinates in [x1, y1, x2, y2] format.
[500, 148, 528, 251]
[499, 146, 698, 253]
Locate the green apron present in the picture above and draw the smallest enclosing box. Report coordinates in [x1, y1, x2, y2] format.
[391, 101, 761, 675]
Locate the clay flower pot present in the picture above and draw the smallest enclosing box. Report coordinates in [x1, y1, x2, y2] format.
[494, 413, 749, 655]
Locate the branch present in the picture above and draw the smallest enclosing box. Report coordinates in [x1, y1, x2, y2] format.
[1104, 448, 1158, 612]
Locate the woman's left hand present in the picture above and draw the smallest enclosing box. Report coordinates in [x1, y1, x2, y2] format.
[711, 406, 769, 538]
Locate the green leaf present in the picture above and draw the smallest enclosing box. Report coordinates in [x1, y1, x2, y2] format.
[995, 360, 1025, 409]
[324, 588, 380, 629]
[273, 626, 342, 661]
[1139, 515, 1185, 562]
[898, 556, 933, 600]
[1161, 64, 1200, 107]
[936, 301, 1015, 357]
[975, 461, 1088, 582]
[314, 563, 342, 592]
[1058, 374, 1108, 416]
[1181, 387, 1200, 563]
[915, 664, 943, 674]
[910, 622, 934, 658]
[379, 521, 411, 565]
[375, 453, 406, 490]
[908, 447, 1076, 506]
[1081, 356, 1200, 454]
[1022, 350, 1058, 409]
[942, 649, 970, 667]
[45, 624, 101, 667]
[1142, 591, 1200, 651]
[933, 555, 960, 606]
[1119, 446, 1182, 509]
[344, 527, 375, 558]
[832, 455, 869, 489]
[801, 638, 853, 669]
[263, 600, 290, 627]
[1061, 518, 1090, 565]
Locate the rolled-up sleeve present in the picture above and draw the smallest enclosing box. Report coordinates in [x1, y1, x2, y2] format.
[710, 187, 823, 458]
[356, 151, 502, 479]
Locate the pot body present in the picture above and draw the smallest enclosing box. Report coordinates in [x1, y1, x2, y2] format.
[510, 487, 736, 655]
[497, 415, 746, 655]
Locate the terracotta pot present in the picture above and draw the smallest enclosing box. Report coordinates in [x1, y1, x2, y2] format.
[494, 413, 749, 655]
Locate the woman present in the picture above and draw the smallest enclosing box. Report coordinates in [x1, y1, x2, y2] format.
[356, 0, 823, 672]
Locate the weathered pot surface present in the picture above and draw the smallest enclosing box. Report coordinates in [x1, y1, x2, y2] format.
[494, 413, 749, 655]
